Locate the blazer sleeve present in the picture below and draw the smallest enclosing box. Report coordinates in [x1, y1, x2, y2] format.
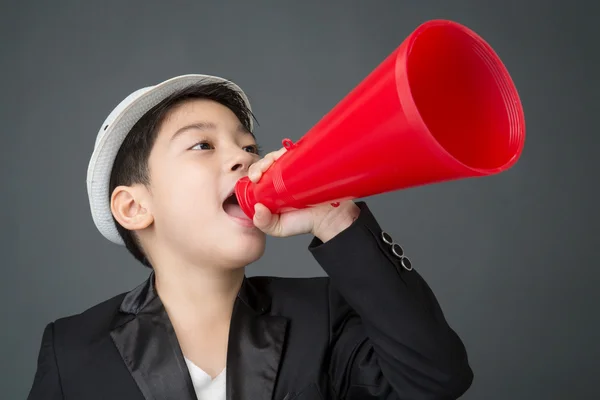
[308, 202, 473, 399]
[27, 322, 64, 400]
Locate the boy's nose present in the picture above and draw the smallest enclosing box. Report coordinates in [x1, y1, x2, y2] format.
[228, 149, 255, 173]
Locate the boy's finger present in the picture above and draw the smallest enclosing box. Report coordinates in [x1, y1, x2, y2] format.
[272, 147, 287, 159]
[248, 162, 266, 181]
[248, 148, 287, 182]
[253, 203, 278, 233]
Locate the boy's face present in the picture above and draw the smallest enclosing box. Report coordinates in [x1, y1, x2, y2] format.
[141, 99, 266, 269]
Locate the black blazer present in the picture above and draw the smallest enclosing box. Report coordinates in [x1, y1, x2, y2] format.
[27, 202, 473, 400]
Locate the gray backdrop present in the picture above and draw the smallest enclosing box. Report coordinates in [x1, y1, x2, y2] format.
[2, 0, 598, 399]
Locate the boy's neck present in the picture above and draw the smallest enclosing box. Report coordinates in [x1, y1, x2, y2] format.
[153, 263, 245, 327]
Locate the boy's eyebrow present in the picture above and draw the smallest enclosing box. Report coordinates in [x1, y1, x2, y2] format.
[170, 122, 216, 141]
[170, 122, 253, 141]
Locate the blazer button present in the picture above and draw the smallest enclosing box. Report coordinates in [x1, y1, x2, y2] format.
[391, 243, 404, 258]
[381, 231, 393, 245]
[400, 256, 412, 271]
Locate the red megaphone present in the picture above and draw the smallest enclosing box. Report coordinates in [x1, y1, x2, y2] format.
[235, 19, 526, 219]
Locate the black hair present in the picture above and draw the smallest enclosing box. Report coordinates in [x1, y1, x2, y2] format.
[108, 80, 256, 268]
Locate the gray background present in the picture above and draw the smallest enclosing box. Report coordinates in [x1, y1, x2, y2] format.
[1, 0, 598, 399]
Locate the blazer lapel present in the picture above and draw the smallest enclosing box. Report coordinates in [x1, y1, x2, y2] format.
[110, 273, 197, 400]
[226, 278, 289, 400]
[109, 273, 288, 400]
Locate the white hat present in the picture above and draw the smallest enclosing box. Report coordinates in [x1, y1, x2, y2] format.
[86, 74, 253, 245]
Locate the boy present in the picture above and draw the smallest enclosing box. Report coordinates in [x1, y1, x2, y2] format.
[28, 74, 473, 399]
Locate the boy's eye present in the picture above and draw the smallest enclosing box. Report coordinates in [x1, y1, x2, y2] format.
[190, 141, 261, 155]
[191, 142, 214, 150]
[243, 145, 261, 155]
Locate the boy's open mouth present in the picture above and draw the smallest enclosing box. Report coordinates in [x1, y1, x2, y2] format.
[222, 193, 249, 220]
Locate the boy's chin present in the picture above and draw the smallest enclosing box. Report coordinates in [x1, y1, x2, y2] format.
[217, 248, 266, 270]
[213, 237, 266, 268]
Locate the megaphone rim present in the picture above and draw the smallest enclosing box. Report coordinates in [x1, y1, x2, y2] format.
[396, 19, 526, 176]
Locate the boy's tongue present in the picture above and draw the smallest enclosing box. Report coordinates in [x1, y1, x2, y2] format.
[224, 203, 250, 220]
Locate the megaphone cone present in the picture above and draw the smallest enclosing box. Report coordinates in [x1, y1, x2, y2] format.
[235, 20, 526, 219]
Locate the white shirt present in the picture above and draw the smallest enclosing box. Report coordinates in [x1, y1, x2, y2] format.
[184, 357, 226, 400]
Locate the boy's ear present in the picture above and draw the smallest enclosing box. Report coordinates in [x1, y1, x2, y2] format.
[110, 184, 154, 231]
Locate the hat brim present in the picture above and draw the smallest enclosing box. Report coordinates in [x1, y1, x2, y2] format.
[86, 74, 253, 245]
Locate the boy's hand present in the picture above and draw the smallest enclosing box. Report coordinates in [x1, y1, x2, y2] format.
[248, 147, 360, 243]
